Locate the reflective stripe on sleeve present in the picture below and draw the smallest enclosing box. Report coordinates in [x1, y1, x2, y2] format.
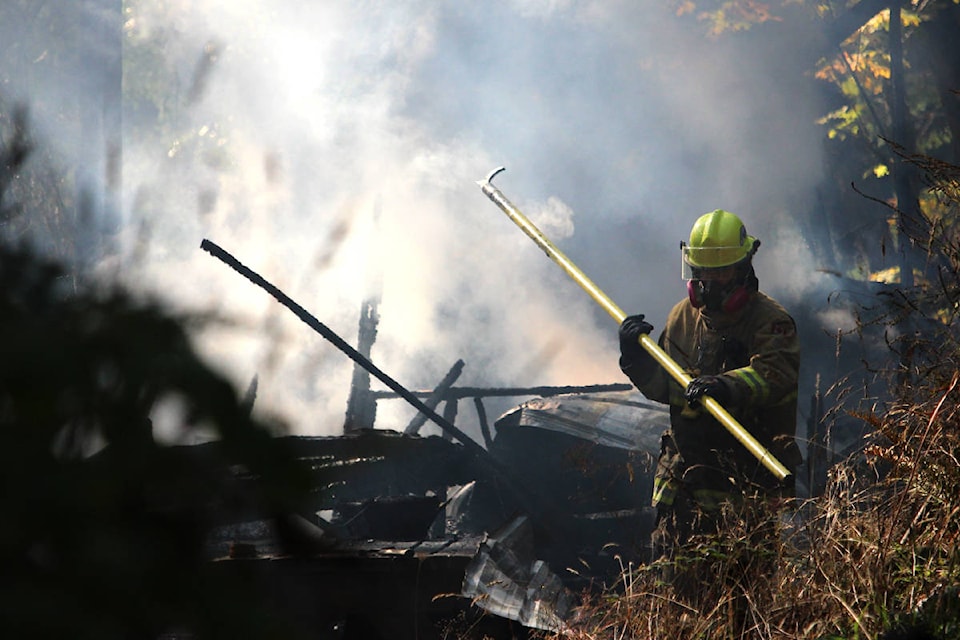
[730, 366, 770, 403]
[652, 475, 677, 506]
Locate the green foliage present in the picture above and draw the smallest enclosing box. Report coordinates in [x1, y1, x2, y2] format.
[813, 6, 945, 155]
[669, 0, 793, 36]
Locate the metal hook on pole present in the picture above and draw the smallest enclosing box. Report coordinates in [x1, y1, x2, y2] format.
[477, 167, 791, 481]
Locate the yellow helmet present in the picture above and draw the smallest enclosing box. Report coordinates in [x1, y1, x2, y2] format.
[682, 209, 758, 273]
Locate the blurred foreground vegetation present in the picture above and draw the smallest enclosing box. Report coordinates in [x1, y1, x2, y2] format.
[0, 110, 318, 639]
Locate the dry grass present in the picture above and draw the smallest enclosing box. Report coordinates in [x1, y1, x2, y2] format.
[544, 380, 960, 639]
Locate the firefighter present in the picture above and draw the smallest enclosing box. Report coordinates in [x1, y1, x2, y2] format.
[618, 209, 801, 564]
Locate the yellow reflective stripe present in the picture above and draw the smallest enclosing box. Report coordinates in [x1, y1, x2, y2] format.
[730, 367, 770, 403]
[653, 476, 677, 506]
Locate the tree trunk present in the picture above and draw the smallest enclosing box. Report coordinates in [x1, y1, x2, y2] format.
[889, 0, 922, 286]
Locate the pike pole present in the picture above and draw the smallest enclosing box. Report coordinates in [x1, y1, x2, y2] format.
[477, 166, 791, 482]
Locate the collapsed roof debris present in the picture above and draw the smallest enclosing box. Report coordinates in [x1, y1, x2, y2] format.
[462, 516, 574, 632]
[199, 238, 879, 636]
[203, 391, 667, 638]
[200, 238, 672, 637]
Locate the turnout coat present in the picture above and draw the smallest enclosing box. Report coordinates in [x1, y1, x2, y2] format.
[621, 292, 801, 510]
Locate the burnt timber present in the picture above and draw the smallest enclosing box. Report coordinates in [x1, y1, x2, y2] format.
[199, 389, 667, 638]
[201, 240, 669, 637]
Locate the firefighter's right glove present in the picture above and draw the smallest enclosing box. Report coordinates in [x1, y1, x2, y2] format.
[618, 314, 655, 374]
[684, 375, 734, 407]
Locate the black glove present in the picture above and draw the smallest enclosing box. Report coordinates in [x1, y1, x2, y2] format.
[618, 314, 654, 369]
[684, 375, 734, 406]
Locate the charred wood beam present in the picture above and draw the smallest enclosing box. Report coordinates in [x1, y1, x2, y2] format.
[404, 359, 464, 435]
[200, 239, 481, 455]
[441, 396, 458, 442]
[200, 239, 576, 539]
[345, 199, 384, 433]
[371, 382, 632, 400]
[474, 397, 494, 449]
[344, 296, 380, 433]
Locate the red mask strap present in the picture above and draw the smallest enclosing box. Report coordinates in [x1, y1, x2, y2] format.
[687, 280, 703, 308]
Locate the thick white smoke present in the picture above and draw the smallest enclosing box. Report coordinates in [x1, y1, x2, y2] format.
[7, 1, 834, 440]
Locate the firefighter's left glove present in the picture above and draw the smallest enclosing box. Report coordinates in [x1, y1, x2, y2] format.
[684, 375, 734, 406]
[619, 314, 654, 374]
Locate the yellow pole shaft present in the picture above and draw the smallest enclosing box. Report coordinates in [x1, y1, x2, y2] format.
[477, 167, 790, 481]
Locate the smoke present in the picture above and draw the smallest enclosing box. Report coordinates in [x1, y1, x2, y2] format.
[4, 1, 837, 440]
